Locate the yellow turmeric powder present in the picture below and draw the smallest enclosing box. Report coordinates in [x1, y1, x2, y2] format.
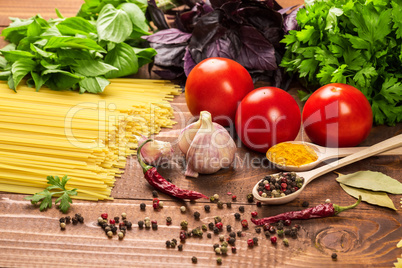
[266, 142, 318, 167]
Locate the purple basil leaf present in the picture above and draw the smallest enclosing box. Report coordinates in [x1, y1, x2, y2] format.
[188, 10, 226, 63]
[204, 29, 241, 59]
[147, 0, 170, 30]
[283, 5, 303, 33]
[261, 27, 283, 49]
[236, 25, 277, 70]
[150, 42, 187, 67]
[238, 6, 282, 30]
[183, 47, 197, 76]
[153, 67, 184, 80]
[143, 28, 192, 44]
[210, 0, 234, 9]
[178, 3, 214, 33]
[220, 1, 242, 24]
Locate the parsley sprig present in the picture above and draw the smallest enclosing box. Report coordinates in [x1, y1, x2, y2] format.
[25, 175, 77, 213]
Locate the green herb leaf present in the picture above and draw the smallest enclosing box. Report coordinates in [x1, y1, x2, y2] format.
[79, 76, 110, 93]
[11, 58, 36, 90]
[118, 3, 149, 35]
[104, 42, 138, 78]
[339, 183, 396, 210]
[336, 170, 402, 194]
[24, 189, 54, 211]
[133, 47, 157, 67]
[44, 36, 106, 52]
[72, 60, 118, 77]
[96, 4, 133, 43]
[55, 189, 77, 213]
[43, 69, 84, 91]
[56, 17, 97, 37]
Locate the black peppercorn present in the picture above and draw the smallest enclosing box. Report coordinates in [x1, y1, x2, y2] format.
[59, 217, 65, 223]
[192, 256, 197, 263]
[208, 222, 214, 230]
[252, 237, 258, 245]
[138, 220, 144, 228]
[114, 216, 120, 224]
[256, 201, 262, 207]
[171, 238, 177, 245]
[302, 201, 309, 207]
[152, 190, 158, 197]
[229, 232, 236, 238]
[226, 225, 232, 232]
[284, 229, 292, 236]
[228, 237, 236, 245]
[236, 231, 242, 237]
[226, 202, 232, 208]
[166, 240, 171, 247]
[234, 213, 241, 220]
[247, 193, 254, 202]
[264, 231, 270, 238]
[65, 216, 71, 224]
[152, 223, 158, 230]
[125, 221, 132, 230]
[213, 227, 219, 234]
[111, 225, 118, 234]
[178, 244, 183, 251]
[193, 211, 201, 220]
[277, 222, 284, 230]
[204, 205, 210, 212]
[140, 203, 146, 210]
[72, 217, 78, 225]
[331, 253, 337, 260]
[231, 246, 237, 253]
[255, 227, 261, 233]
[207, 233, 212, 239]
[239, 206, 245, 213]
[213, 243, 220, 249]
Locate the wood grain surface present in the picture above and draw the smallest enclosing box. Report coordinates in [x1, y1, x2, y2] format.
[0, 1, 401, 267]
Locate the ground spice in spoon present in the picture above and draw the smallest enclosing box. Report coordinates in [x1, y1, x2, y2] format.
[266, 143, 318, 167]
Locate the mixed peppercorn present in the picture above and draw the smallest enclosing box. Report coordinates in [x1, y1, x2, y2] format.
[256, 172, 305, 198]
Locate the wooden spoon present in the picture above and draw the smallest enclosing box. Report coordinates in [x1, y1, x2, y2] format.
[267, 141, 402, 172]
[253, 134, 402, 205]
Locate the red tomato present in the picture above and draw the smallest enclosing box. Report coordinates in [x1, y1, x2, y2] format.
[235, 87, 301, 153]
[185, 57, 254, 126]
[302, 83, 372, 147]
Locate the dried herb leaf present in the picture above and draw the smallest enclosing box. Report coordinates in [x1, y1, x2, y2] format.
[339, 183, 396, 210]
[336, 171, 402, 194]
[398, 239, 402, 248]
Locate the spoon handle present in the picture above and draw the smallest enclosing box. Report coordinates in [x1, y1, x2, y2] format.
[320, 146, 402, 160]
[303, 134, 402, 182]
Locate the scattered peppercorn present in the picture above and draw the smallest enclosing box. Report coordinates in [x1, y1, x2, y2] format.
[215, 247, 221, 254]
[201, 224, 207, 232]
[120, 226, 127, 234]
[277, 229, 284, 237]
[207, 233, 212, 239]
[118, 231, 124, 239]
[101, 213, 108, 219]
[253, 237, 258, 245]
[65, 216, 71, 223]
[277, 222, 284, 230]
[121, 212, 127, 219]
[140, 203, 146, 210]
[247, 238, 254, 247]
[271, 236, 277, 244]
[166, 216, 172, 225]
[214, 216, 222, 223]
[191, 256, 197, 263]
[215, 222, 223, 230]
[219, 234, 225, 241]
[283, 238, 289, 246]
[107, 231, 113, 238]
[331, 253, 337, 260]
[180, 206, 186, 212]
[159, 201, 164, 208]
[59, 217, 66, 223]
[229, 232, 236, 238]
[264, 231, 270, 238]
[226, 202, 232, 208]
[109, 219, 115, 225]
[231, 246, 236, 253]
[302, 201, 309, 207]
[208, 222, 214, 230]
[268, 225, 276, 234]
[60, 222, 66, 230]
[234, 213, 241, 220]
[166, 240, 171, 247]
[217, 257, 222, 265]
[152, 190, 158, 197]
[239, 206, 245, 213]
[247, 193, 254, 202]
[171, 238, 178, 247]
[251, 211, 258, 217]
[204, 205, 210, 212]
[221, 246, 228, 254]
[217, 201, 224, 209]
[284, 219, 292, 226]
[255, 227, 261, 233]
[138, 220, 144, 228]
[180, 220, 188, 229]
[226, 225, 232, 232]
[232, 195, 237, 201]
[241, 219, 248, 228]
[228, 237, 236, 246]
[237, 231, 242, 237]
[194, 211, 201, 220]
[210, 196, 216, 202]
[213, 194, 219, 200]
[256, 201, 262, 207]
[72, 217, 78, 225]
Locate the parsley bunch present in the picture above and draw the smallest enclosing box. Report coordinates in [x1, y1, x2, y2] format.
[25, 175, 77, 213]
[281, 0, 402, 125]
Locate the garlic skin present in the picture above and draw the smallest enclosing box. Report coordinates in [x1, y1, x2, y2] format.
[137, 135, 173, 166]
[178, 111, 236, 177]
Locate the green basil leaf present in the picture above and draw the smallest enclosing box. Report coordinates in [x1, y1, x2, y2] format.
[11, 58, 37, 90]
[104, 42, 138, 78]
[45, 36, 106, 52]
[0, 50, 34, 62]
[96, 4, 132, 43]
[30, 44, 56, 58]
[0, 71, 11, 80]
[42, 69, 84, 91]
[40, 59, 60, 70]
[56, 49, 94, 61]
[133, 47, 156, 67]
[336, 170, 402, 194]
[40, 25, 62, 38]
[128, 0, 147, 12]
[31, 71, 50, 91]
[27, 19, 43, 37]
[79, 76, 110, 94]
[1, 18, 34, 43]
[118, 3, 149, 35]
[0, 57, 8, 69]
[339, 183, 396, 210]
[57, 17, 97, 37]
[72, 60, 118, 76]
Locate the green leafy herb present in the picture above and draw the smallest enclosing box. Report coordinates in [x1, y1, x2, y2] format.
[281, 0, 402, 125]
[339, 183, 397, 210]
[0, 0, 156, 93]
[336, 170, 402, 194]
[25, 175, 77, 213]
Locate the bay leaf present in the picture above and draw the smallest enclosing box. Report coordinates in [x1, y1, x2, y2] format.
[336, 171, 402, 194]
[339, 183, 396, 210]
[398, 239, 402, 248]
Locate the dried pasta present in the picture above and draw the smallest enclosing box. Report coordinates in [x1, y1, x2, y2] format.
[0, 79, 180, 200]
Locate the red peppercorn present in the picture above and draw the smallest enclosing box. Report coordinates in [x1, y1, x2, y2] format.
[256, 201, 262, 207]
[247, 238, 254, 247]
[271, 236, 277, 244]
[263, 223, 270, 231]
[232, 195, 237, 201]
[258, 190, 263, 196]
[180, 230, 187, 241]
[281, 177, 287, 183]
[153, 203, 159, 209]
[241, 219, 248, 228]
[251, 211, 258, 217]
[281, 183, 287, 189]
[284, 219, 292, 226]
[215, 222, 223, 230]
[101, 213, 108, 220]
[227, 192, 232, 195]
[231, 247, 237, 253]
[119, 222, 125, 228]
[109, 219, 115, 225]
[294, 187, 298, 191]
[264, 184, 270, 190]
[151, 220, 157, 225]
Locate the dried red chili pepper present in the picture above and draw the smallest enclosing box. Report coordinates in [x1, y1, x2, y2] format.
[251, 196, 361, 226]
[137, 139, 208, 200]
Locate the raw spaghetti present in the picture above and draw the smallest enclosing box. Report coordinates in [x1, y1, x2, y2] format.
[0, 79, 180, 200]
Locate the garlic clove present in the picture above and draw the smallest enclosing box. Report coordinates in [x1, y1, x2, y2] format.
[178, 116, 202, 154]
[136, 135, 173, 166]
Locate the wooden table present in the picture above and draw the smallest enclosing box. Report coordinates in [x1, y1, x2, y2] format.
[0, 1, 401, 267]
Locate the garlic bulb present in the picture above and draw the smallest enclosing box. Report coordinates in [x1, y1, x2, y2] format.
[178, 111, 236, 177]
[136, 135, 173, 166]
